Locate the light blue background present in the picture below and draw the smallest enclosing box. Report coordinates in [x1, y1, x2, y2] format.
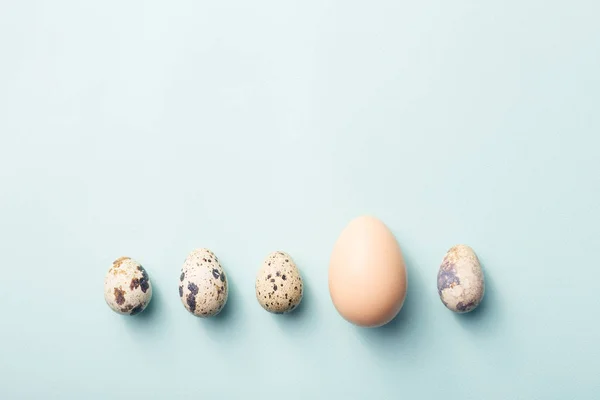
[1, 1, 599, 399]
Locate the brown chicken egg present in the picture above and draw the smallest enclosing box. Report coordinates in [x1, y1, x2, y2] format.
[328, 215, 407, 327]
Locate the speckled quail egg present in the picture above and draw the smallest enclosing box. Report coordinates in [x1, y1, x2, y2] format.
[104, 257, 152, 316]
[437, 244, 485, 313]
[179, 248, 228, 317]
[256, 251, 303, 314]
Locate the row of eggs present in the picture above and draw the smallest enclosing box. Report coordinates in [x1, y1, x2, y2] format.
[103, 216, 485, 326]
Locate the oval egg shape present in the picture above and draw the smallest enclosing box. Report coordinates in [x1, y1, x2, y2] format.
[104, 256, 152, 316]
[179, 248, 228, 317]
[437, 244, 485, 313]
[328, 216, 407, 327]
[255, 251, 303, 314]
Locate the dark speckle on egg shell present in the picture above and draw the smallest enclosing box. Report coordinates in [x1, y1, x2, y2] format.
[137, 266, 150, 293]
[114, 287, 126, 305]
[188, 282, 199, 295]
[130, 304, 144, 315]
[120, 304, 134, 313]
[130, 278, 140, 291]
[437, 262, 460, 295]
[186, 293, 197, 312]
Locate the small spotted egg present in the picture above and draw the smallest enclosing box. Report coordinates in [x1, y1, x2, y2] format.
[104, 257, 152, 316]
[437, 244, 485, 313]
[179, 248, 228, 317]
[255, 251, 303, 314]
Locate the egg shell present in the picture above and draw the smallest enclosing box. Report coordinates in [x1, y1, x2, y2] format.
[104, 257, 152, 316]
[179, 248, 228, 317]
[437, 244, 485, 313]
[255, 251, 303, 314]
[328, 216, 407, 327]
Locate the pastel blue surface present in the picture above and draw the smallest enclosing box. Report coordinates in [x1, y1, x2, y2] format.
[1, 1, 599, 399]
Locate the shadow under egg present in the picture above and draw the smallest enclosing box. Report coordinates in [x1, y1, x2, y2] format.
[355, 251, 430, 359]
[198, 276, 244, 342]
[454, 261, 500, 333]
[272, 277, 319, 336]
[122, 282, 168, 341]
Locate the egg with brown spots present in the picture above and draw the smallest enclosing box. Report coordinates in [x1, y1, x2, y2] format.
[255, 251, 303, 314]
[104, 257, 153, 316]
[179, 248, 228, 317]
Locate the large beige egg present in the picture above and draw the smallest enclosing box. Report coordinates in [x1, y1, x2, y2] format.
[328, 216, 407, 327]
